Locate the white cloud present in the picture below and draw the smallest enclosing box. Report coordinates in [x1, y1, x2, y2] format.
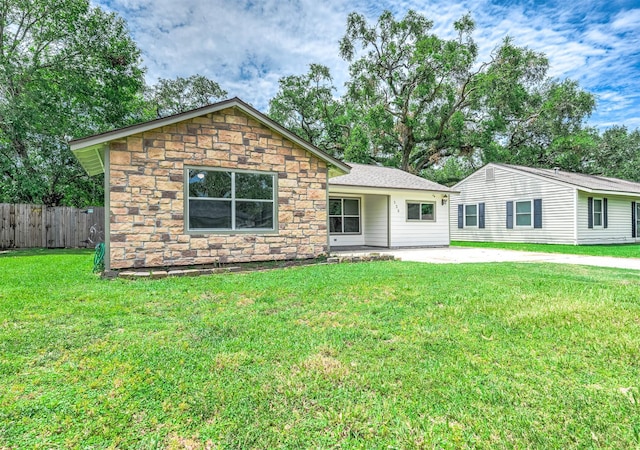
[93, 0, 640, 130]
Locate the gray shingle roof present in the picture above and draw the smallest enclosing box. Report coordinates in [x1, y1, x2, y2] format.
[497, 164, 640, 195]
[329, 163, 457, 193]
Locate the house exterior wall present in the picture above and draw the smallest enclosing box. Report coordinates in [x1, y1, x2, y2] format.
[389, 191, 450, 247]
[107, 107, 328, 269]
[450, 165, 576, 244]
[363, 194, 388, 247]
[328, 186, 449, 248]
[576, 192, 640, 244]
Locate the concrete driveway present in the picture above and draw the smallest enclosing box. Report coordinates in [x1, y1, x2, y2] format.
[333, 246, 640, 271]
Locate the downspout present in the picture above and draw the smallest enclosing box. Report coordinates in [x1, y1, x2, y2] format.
[326, 166, 331, 255]
[104, 146, 111, 270]
[446, 194, 451, 247]
[387, 195, 391, 248]
[573, 189, 578, 245]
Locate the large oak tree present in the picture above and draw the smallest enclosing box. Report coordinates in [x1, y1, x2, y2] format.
[339, 10, 596, 174]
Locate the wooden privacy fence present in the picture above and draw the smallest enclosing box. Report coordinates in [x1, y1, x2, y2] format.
[0, 204, 105, 249]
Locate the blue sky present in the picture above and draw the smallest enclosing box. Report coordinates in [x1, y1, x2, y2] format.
[95, 0, 640, 130]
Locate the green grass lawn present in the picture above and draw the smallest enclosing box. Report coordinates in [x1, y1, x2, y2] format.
[1, 250, 640, 448]
[453, 240, 640, 258]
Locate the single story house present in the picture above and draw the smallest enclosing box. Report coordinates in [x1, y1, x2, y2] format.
[70, 97, 455, 271]
[451, 163, 640, 245]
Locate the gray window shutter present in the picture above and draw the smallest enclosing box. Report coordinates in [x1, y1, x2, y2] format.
[506, 201, 513, 229]
[458, 204, 464, 229]
[533, 199, 542, 229]
[633, 202, 637, 238]
[603, 198, 608, 229]
[479, 203, 485, 229]
[588, 197, 593, 229]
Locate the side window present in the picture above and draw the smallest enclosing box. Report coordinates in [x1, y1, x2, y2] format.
[593, 198, 603, 227]
[465, 204, 478, 227]
[515, 200, 532, 227]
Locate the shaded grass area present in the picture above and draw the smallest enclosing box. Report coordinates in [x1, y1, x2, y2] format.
[453, 240, 640, 259]
[1, 250, 640, 448]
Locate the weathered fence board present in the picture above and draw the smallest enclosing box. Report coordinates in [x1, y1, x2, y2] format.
[0, 204, 105, 249]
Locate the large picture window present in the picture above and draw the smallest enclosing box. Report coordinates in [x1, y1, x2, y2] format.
[407, 202, 435, 221]
[187, 168, 275, 231]
[329, 197, 360, 234]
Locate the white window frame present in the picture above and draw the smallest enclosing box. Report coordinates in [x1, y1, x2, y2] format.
[592, 198, 603, 228]
[514, 199, 533, 228]
[464, 204, 478, 228]
[406, 201, 436, 222]
[185, 167, 277, 233]
[329, 197, 361, 235]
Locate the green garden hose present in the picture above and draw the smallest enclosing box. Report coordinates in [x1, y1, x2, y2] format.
[93, 242, 105, 273]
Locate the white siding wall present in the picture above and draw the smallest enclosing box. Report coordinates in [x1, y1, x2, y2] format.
[576, 192, 640, 244]
[450, 165, 577, 244]
[389, 192, 450, 247]
[363, 194, 388, 247]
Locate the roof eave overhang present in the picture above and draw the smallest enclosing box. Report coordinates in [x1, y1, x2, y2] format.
[70, 143, 106, 176]
[69, 98, 351, 176]
[329, 183, 459, 195]
[577, 188, 640, 197]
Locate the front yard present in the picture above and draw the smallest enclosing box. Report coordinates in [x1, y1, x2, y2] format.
[1, 250, 640, 448]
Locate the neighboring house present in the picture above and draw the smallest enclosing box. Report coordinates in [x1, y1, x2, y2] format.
[70, 97, 455, 271]
[451, 163, 640, 245]
[329, 163, 456, 248]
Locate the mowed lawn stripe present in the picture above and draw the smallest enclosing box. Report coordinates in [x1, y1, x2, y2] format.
[1, 250, 639, 448]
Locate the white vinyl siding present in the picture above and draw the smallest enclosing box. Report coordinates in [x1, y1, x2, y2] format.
[364, 194, 388, 247]
[390, 192, 449, 247]
[451, 165, 575, 243]
[576, 192, 639, 244]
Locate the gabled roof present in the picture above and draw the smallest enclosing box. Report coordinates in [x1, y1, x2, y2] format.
[69, 97, 351, 176]
[329, 163, 457, 193]
[494, 163, 640, 195]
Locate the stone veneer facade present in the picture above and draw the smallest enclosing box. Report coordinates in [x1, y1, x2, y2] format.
[107, 107, 328, 270]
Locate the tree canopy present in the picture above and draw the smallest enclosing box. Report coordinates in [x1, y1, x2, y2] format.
[269, 9, 612, 183]
[0, 0, 146, 206]
[145, 74, 227, 118]
[339, 10, 597, 174]
[268, 64, 346, 156]
[0, 4, 637, 208]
